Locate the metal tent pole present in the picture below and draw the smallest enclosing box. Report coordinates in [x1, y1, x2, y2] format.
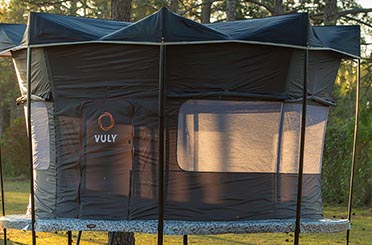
[76, 231, 82, 245]
[183, 235, 188, 245]
[67, 231, 72, 245]
[294, 47, 309, 245]
[0, 145, 6, 244]
[108, 232, 114, 245]
[346, 59, 360, 245]
[157, 38, 166, 245]
[26, 47, 36, 245]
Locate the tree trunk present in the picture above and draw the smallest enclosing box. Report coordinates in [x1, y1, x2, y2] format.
[83, 0, 87, 16]
[111, 0, 132, 21]
[108, 1, 135, 244]
[273, 0, 283, 15]
[109, 232, 135, 245]
[201, 0, 213, 23]
[70, 0, 78, 15]
[324, 0, 338, 25]
[169, 0, 178, 13]
[226, 0, 236, 21]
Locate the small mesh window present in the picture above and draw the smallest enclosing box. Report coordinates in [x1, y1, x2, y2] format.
[25, 101, 51, 170]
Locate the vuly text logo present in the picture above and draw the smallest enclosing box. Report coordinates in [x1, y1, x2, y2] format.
[94, 112, 118, 143]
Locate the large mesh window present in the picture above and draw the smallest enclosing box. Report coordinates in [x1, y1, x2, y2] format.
[280, 103, 329, 174]
[177, 100, 281, 172]
[177, 100, 328, 174]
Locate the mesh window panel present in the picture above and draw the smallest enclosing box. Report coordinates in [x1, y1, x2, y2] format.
[177, 100, 281, 172]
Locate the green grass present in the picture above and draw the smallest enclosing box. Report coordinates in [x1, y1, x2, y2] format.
[0, 181, 371, 244]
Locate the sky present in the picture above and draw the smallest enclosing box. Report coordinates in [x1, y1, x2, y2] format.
[357, 0, 372, 8]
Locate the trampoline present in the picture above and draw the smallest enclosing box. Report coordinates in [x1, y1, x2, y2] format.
[0, 8, 361, 245]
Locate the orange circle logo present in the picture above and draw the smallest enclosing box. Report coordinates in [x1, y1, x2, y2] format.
[98, 112, 115, 131]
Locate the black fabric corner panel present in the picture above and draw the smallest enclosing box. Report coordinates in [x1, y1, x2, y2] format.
[129, 170, 159, 220]
[275, 174, 323, 219]
[164, 172, 275, 221]
[165, 44, 342, 102]
[163, 172, 322, 221]
[46, 44, 160, 102]
[126, 171, 322, 221]
[46, 44, 160, 218]
[166, 43, 293, 99]
[11, 49, 52, 99]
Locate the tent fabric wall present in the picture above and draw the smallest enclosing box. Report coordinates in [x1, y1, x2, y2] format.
[165, 45, 342, 104]
[24, 101, 56, 218]
[12, 49, 52, 100]
[46, 44, 160, 219]
[12, 50, 57, 218]
[0, 9, 360, 222]
[33, 42, 331, 220]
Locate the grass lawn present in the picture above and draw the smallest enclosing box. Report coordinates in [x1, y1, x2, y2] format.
[0, 181, 371, 244]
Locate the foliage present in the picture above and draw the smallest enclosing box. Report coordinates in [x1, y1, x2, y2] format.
[0, 0, 370, 23]
[322, 60, 372, 207]
[0, 59, 20, 134]
[0, 117, 30, 177]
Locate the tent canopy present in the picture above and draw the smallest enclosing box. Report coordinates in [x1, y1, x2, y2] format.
[0, 8, 361, 225]
[0, 24, 26, 56]
[0, 8, 360, 58]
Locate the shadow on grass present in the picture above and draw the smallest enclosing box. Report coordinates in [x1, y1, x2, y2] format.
[0, 239, 28, 245]
[202, 235, 257, 245]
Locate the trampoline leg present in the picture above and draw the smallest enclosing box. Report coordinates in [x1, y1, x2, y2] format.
[76, 231, 82, 245]
[67, 231, 72, 245]
[3, 228, 6, 245]
[108, 232, 114, 245]
[183, 235, 188, 245]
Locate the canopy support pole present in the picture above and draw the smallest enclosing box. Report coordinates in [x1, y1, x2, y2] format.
[0, 143, 6, 244]
[183, 235, 188, 245]
[294, 47, 309, 245]
[67, 231, 72, 245]
[27, 47, 36, 245]
[346, 59, 360, 245]
[157, 38, 166, 245]
[108, 232, 114, 245]
[76, 231, 82, 245]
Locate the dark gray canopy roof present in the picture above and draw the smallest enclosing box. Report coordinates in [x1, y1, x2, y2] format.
[0, 8, 360, 58]
[0, 24, 26, 56]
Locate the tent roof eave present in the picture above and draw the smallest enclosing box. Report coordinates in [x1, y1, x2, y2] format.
[21, 39, 360, 59]
[0, 49, 12, 57]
